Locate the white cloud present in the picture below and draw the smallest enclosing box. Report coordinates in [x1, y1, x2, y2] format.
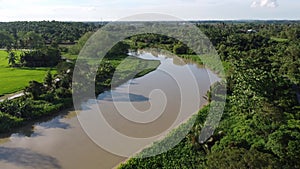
[1, 0, 299, 21]
[251, 0, 278, 8]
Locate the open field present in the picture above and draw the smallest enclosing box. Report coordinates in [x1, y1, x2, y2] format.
[0, 50, 55, 96]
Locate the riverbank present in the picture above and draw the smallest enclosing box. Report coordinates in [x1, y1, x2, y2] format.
[87, 51, 221, 168]
[116, 82, 223, 169]
[116, 101, 211, 168]
[0, 97, 73, 133]
[0, 107, 74, 139]
[114, 49, 224, 168]
[0, 51, 221, 169]
[0, 54, 160, 134]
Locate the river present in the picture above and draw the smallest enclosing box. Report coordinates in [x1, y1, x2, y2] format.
[0, 51, 219, 169]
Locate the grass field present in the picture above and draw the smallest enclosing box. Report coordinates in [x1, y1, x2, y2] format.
[0, 50, 55, 96]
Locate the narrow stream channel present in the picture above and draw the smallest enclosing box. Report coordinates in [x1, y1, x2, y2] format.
[0, 51, 219, 169]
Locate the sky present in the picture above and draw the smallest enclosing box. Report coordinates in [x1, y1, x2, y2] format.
[0, 0, 299, 21]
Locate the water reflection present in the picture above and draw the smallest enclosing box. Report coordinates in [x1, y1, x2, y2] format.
[133, 48, 206, 68]
[0, 111, 72, 139]
[0, 147, 61, 169]
[10, 131, 43, 138]
[0, 50, 220, 169]
[97, 91, 149, 102]
[38, 116, 71, 130]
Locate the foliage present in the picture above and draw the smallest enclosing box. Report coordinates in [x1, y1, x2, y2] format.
[0, 21, 102, 47]
[0, 21, 299, 168]
[206, 148, 280, 169]
[8, 51, 16, 66]
[95, 48, 159, 95]
[24, 81, 46, 100]
[0, 31, 14, 51]
[44, 70, 53, 88]
[173, 43, 189, 55]
[119, 21, 300, 168]
[20, 46, 61, 67]
[69, 32, 94, 55]
[0, 25, 159, 134]
[0, 112, 22, 133]
[0, 50, 56, 95]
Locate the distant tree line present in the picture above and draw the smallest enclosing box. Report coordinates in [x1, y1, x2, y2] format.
[0, 21, 104, 68]
[0, 21, 103, 47]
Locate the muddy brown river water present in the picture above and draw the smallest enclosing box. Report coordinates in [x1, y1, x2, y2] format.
[0, 51, 219, 169]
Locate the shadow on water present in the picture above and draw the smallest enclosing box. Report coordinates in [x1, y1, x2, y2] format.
[0, 109, 73, 139]
[0, 147, 62, 169]
[97, 91, 149, 102]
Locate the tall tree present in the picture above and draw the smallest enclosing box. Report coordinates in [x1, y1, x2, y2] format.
[8, 52, 16, 67]
[44, 70, 53, 89]
[24, 31, 45, 49]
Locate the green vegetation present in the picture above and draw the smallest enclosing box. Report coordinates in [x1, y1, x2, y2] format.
[95, 56, 160, 94]
[0, 21, 102, 46]
[0, 22, 97, 95]
[0, 54, 159, 133]
[68, 32, 94, 55]
[62, 52, 78, 60]
[0, 21, 101, 132]
[0, 21, 299, 168]
[0, 67, 73, 133]
[0, 28, 159, 133]
[0, 50, 55, 95]
[19, 46, 61, 67]
[271, 37, 289, 42]
[119, 22, 300, 168]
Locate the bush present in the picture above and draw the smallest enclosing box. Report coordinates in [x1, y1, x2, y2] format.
[40, 92, 55, 102]
[173, 43, 188, 54]
[55, 88, 72, 98]
[0, 112, 23, 132]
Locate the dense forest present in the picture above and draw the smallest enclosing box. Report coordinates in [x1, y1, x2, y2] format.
[0, 21, 102, 46]
[0, 21, 299, 168]
[119, 22, 300, 168]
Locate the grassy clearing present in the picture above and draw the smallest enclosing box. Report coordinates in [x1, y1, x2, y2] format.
[271, 37, 289, 42]
[62, 52, 78, 60]
[0, 50, 55, 95]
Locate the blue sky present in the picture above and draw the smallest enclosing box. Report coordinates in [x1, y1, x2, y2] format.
[0, 0, 299, 21]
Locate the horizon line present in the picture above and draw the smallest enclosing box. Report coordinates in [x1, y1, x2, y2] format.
[1, 19, 300, 23]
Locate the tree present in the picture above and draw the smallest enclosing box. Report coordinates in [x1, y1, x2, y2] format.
[206, 148, 280, 169]
[69, 32, 94, 55]
[8, 52, 16, 67]
[0, 31, 14, 51]
[44, 70, 53, 89]
[266, 124, 300, 168]
[173, 43, 188, 54]
[107, 41, 130, 57]
[24, 31, 45, 49]
[20, 46, 61, 67]
[24, 81, 45, 100]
